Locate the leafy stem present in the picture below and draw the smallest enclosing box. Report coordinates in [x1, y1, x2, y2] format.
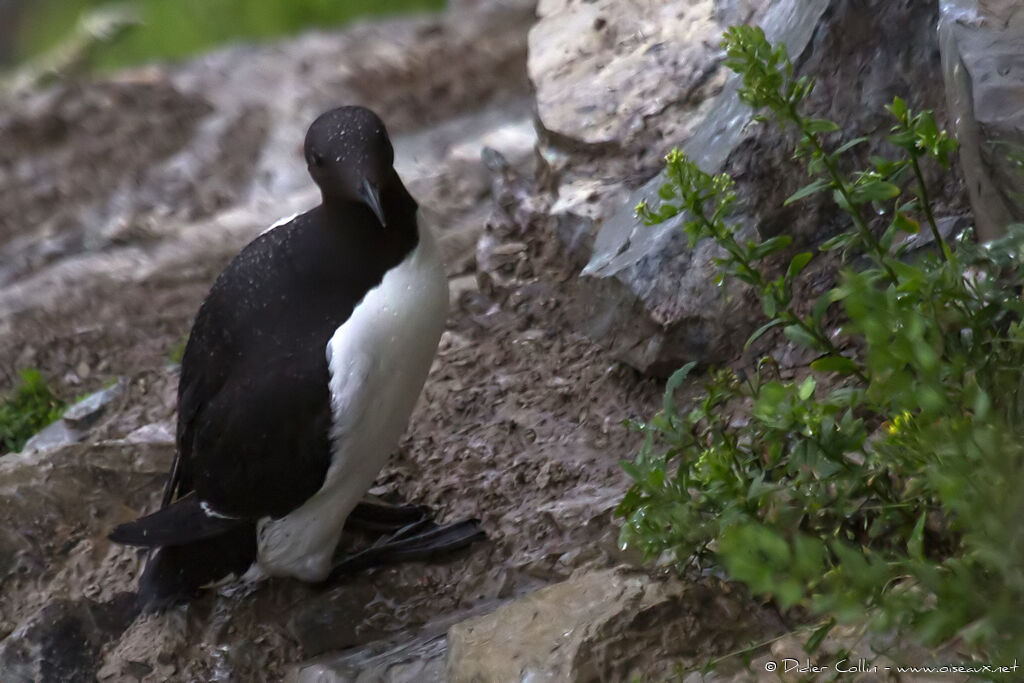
[793, 107, 900, 283]
[909, 154, 951, 261]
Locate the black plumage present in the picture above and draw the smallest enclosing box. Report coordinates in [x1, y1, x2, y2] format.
[112, 107, 424, 607]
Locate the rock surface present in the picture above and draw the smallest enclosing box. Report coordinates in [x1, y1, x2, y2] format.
[0, 1, 727, 680]
[529, 0, 733, 149]
[19, 378, 128, 455]
[0, 594, 138, 683]
[527, 0, 969, 374]
[447, 568, 780, 682]
[0, 0, 984, 680]
[0, 0, 535, 391]
[939, 0, 1024, 242]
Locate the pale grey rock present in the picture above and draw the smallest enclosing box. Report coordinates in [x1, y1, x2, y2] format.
[291, 601, 506, 682]
[572, 0, 964, 374]
[19, 418, 82, 455]
[446, 568, 779, 682]
[61, 377, 126, 429]
[554, 0, 830, 373]
[118, 420, 175, 446]
[939, 0, 1024, 242]
[294, 634, 447, 683]
[528, 0, 728, 148]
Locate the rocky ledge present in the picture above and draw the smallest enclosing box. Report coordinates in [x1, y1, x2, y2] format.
[2, 0, 1021, 680]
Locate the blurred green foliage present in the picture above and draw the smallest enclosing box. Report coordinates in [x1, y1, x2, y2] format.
[16, 0, 445, 70]
[0, 369, 66, 454]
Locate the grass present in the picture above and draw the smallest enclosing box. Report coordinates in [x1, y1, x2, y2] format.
[15, 0, 446, 70]
[0, 369, 66, 454]
[167, 335, 187, 365]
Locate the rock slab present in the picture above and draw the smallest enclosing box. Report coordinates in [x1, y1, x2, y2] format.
[574, 0, 962, 374]
[939, 0, 1024, 242]
[446, 568, 777, 682]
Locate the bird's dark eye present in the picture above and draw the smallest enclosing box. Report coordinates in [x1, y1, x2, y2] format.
[311, 152, 325, 167]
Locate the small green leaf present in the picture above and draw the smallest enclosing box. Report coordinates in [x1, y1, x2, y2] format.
[851, 180, 901, 203]
[657, 204, 680, 220]
[805, 118, 840, 133]
[871, 155, 904, 175]
[745, 319, 784, 350]
[916, 111, 938, 140]
[810, 355, 860, 375]
[893, 211, 919, 234]
[787, 252, 814, 279]
[663, 361, 697, 416]
[833, 137, 869, 156]
[750, 235, 793, 260]
[887, 131, 916, 150]
[888, 96, 908, 120]
[908, 511, 926, 561]
[820, 232, 855, 252]
[832, 189, 854, 213]
[812, 293, 833, 325]
[880, 220, 899, 252]
[798, 375, 817, 400]
[805, 619, 836, 654]
[784, 324, 821, 350]
[620, 460, 643, 482]
[785, 178, 830, 205]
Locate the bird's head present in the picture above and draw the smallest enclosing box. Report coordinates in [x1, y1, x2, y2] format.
[304, 106, 394, 227]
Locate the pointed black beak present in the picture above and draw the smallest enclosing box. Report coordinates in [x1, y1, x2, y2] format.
[359, 179, 387, 227]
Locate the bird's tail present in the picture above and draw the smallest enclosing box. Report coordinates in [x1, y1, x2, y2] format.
[108, 494, 259, 609]
[136, 522, 258, 610]
[109, 494, 241, 547]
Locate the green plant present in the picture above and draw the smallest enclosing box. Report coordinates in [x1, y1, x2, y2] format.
[0, 369, 67, 453]
[619, 25, 1024, 665]
[167, 335, 187, 365]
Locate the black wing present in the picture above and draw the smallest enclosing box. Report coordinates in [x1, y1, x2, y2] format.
[163, 212, 344, 519]
[160, 206, 418, 523]
[110, 493, 240, 546]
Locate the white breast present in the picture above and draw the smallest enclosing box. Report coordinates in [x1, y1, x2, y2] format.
[255, 215, 449, 581]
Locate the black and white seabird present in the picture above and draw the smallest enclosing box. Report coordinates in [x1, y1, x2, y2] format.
[110, 106, 483, 607]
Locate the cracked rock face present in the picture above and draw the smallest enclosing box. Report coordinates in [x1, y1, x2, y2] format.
[534, 0, 969, 375]
[0, 2, 709, 679]
[0, 0, 987, 679]
[528, 0, 729, 149]
[939, 0, 1024, 242]
[446, 568, 781, 682]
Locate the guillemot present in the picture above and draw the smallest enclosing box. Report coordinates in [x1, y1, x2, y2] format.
[110, 106, 483, 607]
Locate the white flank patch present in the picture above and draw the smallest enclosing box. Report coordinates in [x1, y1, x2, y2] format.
[259, 212, 299, 236]
[255, 213, 449, 582]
